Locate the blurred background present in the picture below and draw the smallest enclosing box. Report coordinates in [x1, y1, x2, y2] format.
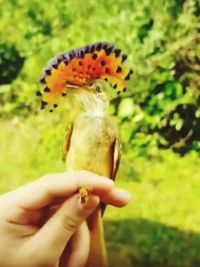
[0, 0, 200, 266]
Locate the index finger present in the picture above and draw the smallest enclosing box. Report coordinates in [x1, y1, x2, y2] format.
[6, 171, 114, 209]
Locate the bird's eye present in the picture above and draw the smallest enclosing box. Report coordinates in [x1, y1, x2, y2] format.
[95, 85, 102, 93]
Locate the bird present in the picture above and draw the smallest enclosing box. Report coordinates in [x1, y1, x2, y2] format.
[37, 42, 133, 267]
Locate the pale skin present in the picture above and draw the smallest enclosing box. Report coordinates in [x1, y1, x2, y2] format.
[0, 171, 131, 267]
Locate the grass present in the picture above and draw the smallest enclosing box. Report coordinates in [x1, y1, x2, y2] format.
[0, 116, 200, 267]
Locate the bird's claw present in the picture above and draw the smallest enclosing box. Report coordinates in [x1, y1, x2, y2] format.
[79, 185, 93, 204]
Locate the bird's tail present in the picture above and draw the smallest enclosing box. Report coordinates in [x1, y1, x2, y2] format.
[85, 206, 108, 267]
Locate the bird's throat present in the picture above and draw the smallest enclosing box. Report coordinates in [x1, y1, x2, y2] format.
[74, 91, 108, 116]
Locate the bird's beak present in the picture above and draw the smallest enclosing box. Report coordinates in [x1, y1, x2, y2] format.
[66, 84, 91, 94]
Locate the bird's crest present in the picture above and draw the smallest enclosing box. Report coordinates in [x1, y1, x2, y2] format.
[37, 42, 133, 111]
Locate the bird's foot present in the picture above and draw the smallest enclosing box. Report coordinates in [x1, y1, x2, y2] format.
[79, 185, 93, 204]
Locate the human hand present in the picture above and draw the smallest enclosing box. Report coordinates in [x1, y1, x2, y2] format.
[0, 171, 131, 267]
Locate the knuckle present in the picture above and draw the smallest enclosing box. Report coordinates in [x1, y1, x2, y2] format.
[61, 214, 81, 232]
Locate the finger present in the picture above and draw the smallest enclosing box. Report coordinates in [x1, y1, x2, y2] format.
[8, 171, 113, 209]
[101, 188, 132, 207]
[59, 222, 90, 267]
[27, 194, 99, 262]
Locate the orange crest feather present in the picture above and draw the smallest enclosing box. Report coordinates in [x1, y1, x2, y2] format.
[37, 42, 133, 111]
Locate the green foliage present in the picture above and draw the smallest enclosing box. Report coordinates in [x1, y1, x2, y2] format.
[0, 0, 199, 154]
[0, 0, 200, 266]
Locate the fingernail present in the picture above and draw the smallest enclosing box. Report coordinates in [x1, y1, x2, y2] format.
[78, 195, 100, 212]
[116, 188, 132, 203]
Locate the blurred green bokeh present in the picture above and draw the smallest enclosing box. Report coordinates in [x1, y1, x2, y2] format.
[0, 0, 200, 266]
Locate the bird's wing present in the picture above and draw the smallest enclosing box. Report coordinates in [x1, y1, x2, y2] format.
[62, 123, 74, 162]
[101, 137, 121, 215]
[110, 137, 121, 181]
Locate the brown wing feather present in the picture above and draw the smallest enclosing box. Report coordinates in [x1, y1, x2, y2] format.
[101, 137, 121, 215]
[62, 123, 73, 162]
[111, 138, 121, 181]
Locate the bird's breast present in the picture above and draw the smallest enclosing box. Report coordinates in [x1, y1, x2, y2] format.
[66, 113, 118, 177]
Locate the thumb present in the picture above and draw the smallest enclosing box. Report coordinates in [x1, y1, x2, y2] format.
[28, 194, 99, 262]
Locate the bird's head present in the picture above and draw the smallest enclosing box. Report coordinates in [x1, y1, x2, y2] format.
[37, 42, 133, 114]
[66, 80, 115, 115]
